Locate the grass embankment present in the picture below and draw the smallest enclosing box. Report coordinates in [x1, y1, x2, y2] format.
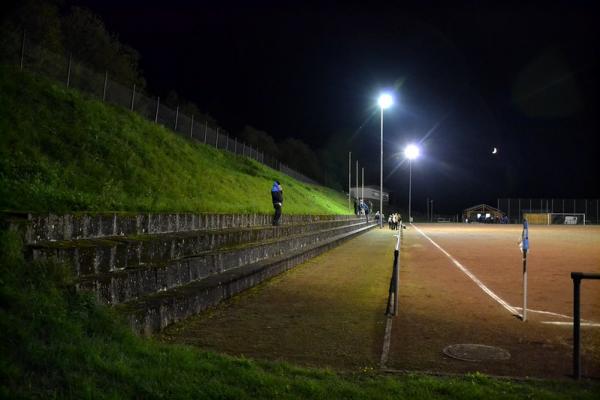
[0, 66, 347, 214]
[1, 232, 598, 399]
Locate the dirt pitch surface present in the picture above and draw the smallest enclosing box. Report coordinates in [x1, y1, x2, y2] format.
[161, 224, 600, 379]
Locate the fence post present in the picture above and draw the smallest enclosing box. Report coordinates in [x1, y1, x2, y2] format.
[234, 137, 237, 154]
[66, 54, 72, 87]
[154, 96, 160, 123]
[174, 106, 179, 131]
[130, 84, 136, 111]
[190, 114, 194, 138]
[215, 128, 219, 147]
[20, 29, 26, 71]
[572, 273, 581, 380]
[204, 121, 208, 143]
[242, 142, 245, 157]
[226, 134, 229, 151]
[102, 71, 108, 102]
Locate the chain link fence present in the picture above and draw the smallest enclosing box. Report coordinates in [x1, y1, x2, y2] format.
[497, 198, 600, 224]
[6, 30, 318, 186]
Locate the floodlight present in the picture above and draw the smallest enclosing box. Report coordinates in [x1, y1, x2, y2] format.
[378, 93, 393, 109]
[404, 144, 420, 160]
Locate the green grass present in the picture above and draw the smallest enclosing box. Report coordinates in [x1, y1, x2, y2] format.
[1, 231, 598, 399]
[0, 66, 348, 215]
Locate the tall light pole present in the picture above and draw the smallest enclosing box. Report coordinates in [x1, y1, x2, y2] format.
[404, 144, 420, 223]
[378, 93, 393, 228]
[348, 152, 351, 212]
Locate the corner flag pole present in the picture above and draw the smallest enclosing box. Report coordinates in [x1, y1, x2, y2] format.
[520, 219, 529, 321]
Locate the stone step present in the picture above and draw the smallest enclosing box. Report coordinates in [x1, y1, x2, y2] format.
[119, 223, 376, 335]
[5, 211, 356, 244]
[28, 218, 365, 278]
[76, 220, 369, 305]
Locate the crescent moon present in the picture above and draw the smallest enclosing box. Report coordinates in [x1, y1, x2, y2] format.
[492, 147, 497, 154]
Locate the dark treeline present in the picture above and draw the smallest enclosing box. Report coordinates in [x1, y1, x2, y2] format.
[0, 0, 348, 189]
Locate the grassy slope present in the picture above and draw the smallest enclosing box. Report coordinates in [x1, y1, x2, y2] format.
[0, 66, 348, 215]
[0, 231, 597, 399]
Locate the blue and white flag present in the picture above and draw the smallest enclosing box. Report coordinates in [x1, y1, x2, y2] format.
[519, 219, 529, 253]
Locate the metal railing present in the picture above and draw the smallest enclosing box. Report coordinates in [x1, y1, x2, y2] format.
[571, 272, 600, 380]
[5, 29, 318, 186]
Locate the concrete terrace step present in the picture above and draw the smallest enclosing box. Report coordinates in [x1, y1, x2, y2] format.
[119, 223, 377, 335]
[5, 212, 357, 245]
[28, 218, 365, 278]
[76, 220, 369, 305]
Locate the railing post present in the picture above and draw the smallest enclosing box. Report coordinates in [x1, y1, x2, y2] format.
[20, 29, 26, 71]
[174, 106, 179, 131]
[66, 53, 72, 87]
[572, 272, 581, 380]
[102, 71, 108, 102]
[154, 96, 160, 123]
[190, 114, 194, 138]
[130, 84, 136, 111]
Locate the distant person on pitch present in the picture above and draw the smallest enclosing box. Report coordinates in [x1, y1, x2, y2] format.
[271, 180, 283, 226]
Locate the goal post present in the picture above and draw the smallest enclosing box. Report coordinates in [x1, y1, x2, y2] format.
[524, 213, 586, 225]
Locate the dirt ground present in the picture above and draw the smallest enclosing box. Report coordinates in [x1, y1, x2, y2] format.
[160, 224, 600, 379]
[388, 224, 600, 379]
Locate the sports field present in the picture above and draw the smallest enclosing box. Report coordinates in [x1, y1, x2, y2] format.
[161, 224, 600, 379]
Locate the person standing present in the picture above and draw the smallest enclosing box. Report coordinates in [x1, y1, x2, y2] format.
[271, 180, 283, 226]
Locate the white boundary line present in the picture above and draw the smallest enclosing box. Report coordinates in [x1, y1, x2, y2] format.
[541, 321, 600, 327]
[412, 224, 520, 316]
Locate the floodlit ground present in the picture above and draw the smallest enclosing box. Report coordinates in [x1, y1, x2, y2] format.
[161, 224, 600, 379]
[388, 224, 600, 379]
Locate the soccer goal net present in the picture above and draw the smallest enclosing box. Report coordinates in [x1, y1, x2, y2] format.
[524, 213, 586, 225]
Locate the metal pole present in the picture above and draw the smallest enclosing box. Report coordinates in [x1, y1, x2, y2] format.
[130, 84, 136, 111]
[154, 96, 160, 123]
[355, 160, 358, 200]
[234, 138, 237, 154]
[394, 233, 400, 316]
[226, 134, 229, 151]
[242, 142, 245, 157]
[190, 114, 194, 138]
[361, 167, 364, 201]
[522, 249, 528, 321]
[408, 159, 412, 222]
[215, 128, 219, 147]
[66, 54, 72, 87]
[20, 29, 26, 71]
[572, 274, 581, 379]
[102, 71, 108, 102]
[348, 152, 351, 212]
[380, 107, 384, 228]
[204, 121, 208, 143]
[431, 200, 434, 222]
[174, 106, 179, 130]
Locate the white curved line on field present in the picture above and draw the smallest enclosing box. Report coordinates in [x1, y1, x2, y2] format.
[541, 321, 600, 327]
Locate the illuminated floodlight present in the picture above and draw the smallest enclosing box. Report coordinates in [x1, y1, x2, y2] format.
[404, 144, 420, 160]
[378, 93, 394, 109]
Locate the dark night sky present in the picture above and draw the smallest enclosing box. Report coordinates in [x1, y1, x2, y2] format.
[72, 0, 599, 214]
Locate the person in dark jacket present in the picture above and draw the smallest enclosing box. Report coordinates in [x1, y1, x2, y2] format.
[271, 180, 283, 226]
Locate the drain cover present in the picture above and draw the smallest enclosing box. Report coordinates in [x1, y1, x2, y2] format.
[443, 344, 511, 362]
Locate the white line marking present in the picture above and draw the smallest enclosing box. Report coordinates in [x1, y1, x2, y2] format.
[541, 321, 600, 327]
[412, 224, 520, 317]
[511, 307, 594, 322]
[380, 316, 393, 368]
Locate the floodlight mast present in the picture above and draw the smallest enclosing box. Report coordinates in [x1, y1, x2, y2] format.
[378, 93, 393, 228]
[404, 144, 420, 222]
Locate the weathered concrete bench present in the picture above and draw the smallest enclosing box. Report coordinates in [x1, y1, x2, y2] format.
[6, 212, 375, 334]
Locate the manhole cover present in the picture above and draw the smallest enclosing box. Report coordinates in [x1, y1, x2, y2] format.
[443, 344, 511, 362]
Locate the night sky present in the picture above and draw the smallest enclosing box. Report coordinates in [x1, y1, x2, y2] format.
[73, 0, 599, 214]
